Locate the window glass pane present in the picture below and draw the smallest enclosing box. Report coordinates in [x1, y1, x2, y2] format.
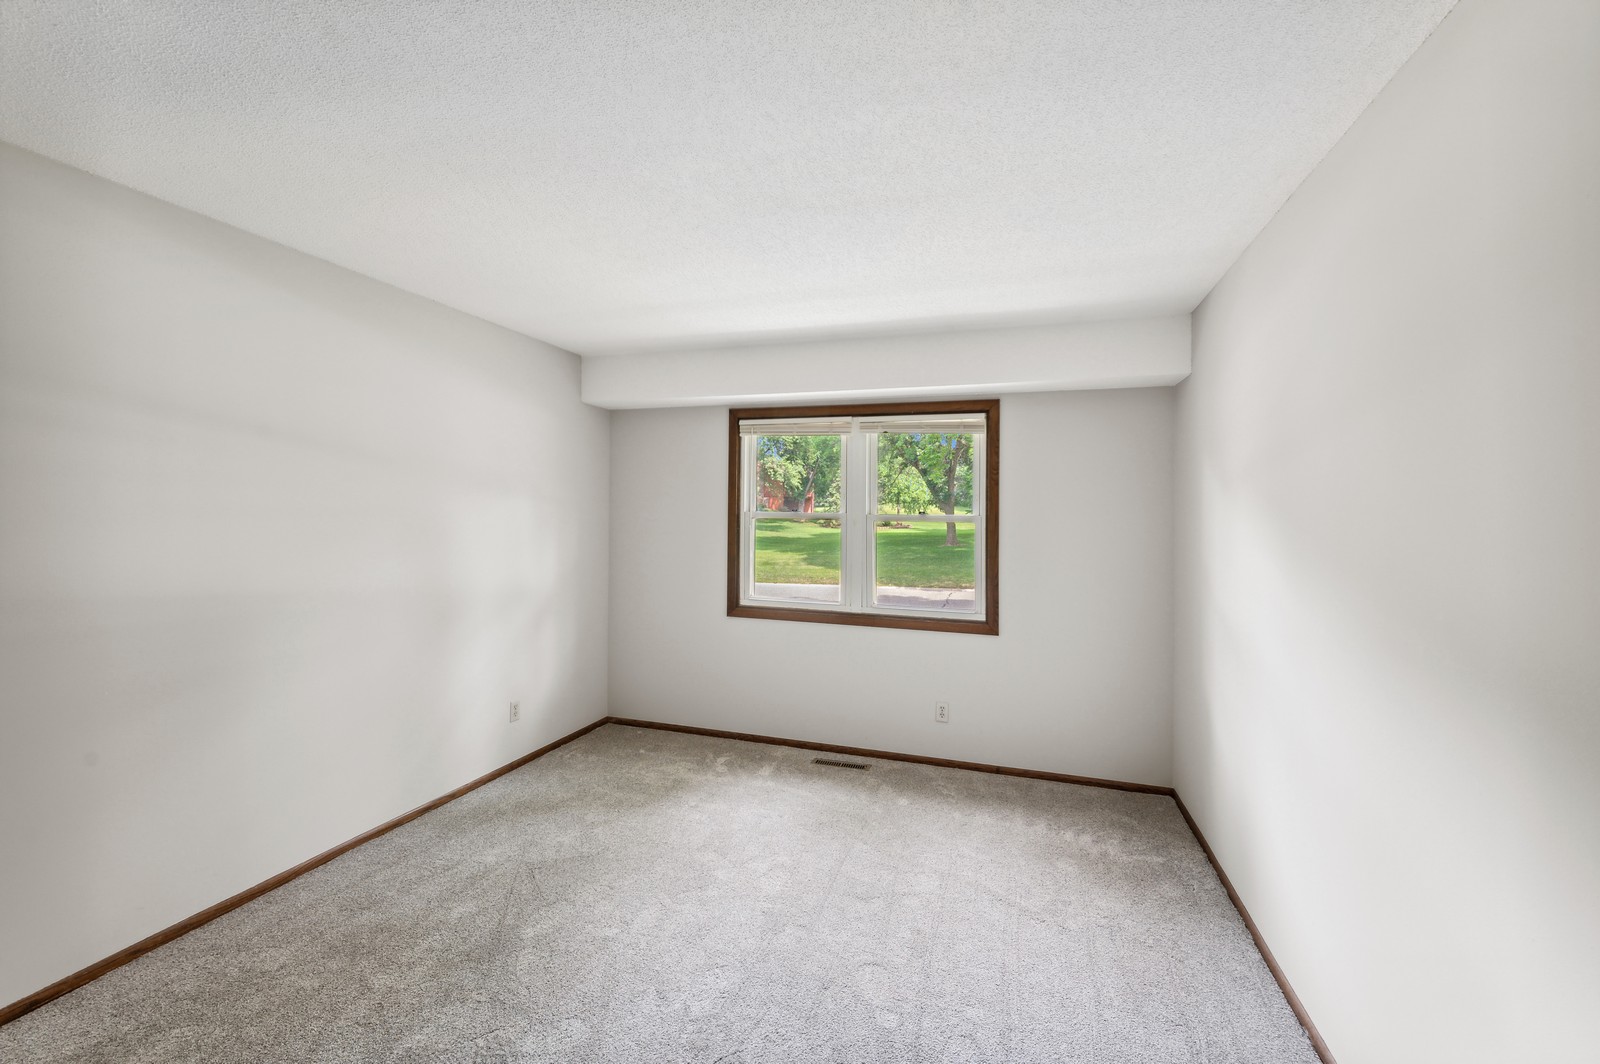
[875, 432, 975, 516]
[755, 435, 843, 512]
[751, 518, 841, 604]
[873, 520, 976, 612]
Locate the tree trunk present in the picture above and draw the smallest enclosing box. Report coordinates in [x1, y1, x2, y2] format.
[943, 445, 960, 546]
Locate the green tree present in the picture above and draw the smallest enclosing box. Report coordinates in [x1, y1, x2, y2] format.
[876, 432, 973, 545]
[877, 451, 934, 515]
[757, 435, 842, 512]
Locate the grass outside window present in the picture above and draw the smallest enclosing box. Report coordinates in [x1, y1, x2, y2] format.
[754, 520, 975, 588]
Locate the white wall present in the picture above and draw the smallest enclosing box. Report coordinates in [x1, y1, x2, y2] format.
[582, 315, 1190, 409]
[1172, 0, 1600, 1060]
[611, 389, 1174, 785]
[0, 143, 610, 1006]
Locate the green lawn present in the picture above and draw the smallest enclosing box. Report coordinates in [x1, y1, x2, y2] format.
[753, 519, 975, 588]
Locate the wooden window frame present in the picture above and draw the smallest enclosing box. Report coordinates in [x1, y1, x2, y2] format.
[727, 398, 1000, 636]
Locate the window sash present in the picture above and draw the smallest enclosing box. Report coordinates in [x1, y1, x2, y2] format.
[865, 429, 983, 616]
[738, 417, 987, 620]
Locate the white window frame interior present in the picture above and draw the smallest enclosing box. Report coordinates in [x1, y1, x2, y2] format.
[738, 413, 987, 621]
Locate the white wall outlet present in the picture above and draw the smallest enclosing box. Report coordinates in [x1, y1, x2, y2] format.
[509, 702, 521, 723]
[935, 701, 950, 723]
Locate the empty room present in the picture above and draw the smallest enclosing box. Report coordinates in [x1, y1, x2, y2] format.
[1, 1, 1595, 1061]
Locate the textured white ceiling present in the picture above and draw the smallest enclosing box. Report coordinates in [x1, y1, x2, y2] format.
[0, 1, 1456, 356]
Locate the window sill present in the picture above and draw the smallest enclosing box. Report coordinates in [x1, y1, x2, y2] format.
[727, 602, 999, 636]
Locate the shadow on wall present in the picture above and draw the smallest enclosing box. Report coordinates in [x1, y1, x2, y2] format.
[0, 142, 609, 1007]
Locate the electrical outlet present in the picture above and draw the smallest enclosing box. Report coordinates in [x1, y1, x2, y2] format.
[935, 701, 950, 724]
[509, 702, 521, 723]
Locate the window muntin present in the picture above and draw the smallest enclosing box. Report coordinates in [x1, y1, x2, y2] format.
[731, 403, 997, 634]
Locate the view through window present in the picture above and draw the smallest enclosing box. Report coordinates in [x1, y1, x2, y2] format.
[728, 401, 999, 635]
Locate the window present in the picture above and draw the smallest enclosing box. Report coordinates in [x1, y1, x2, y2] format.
[727, 400, 999, 635]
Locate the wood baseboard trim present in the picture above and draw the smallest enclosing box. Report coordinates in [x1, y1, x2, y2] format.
[5, 714, 1334, 1063]
[603, 716, 1176, 795]
[0, 716, 610, 1029]
[607, 715, 1335, 1063]
[1171, 795, 1337, 1064]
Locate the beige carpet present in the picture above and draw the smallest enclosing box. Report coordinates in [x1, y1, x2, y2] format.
[0, 723, 1318, 1063]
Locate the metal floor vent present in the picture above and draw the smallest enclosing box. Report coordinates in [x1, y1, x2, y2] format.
[813, 757, 870, 770]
